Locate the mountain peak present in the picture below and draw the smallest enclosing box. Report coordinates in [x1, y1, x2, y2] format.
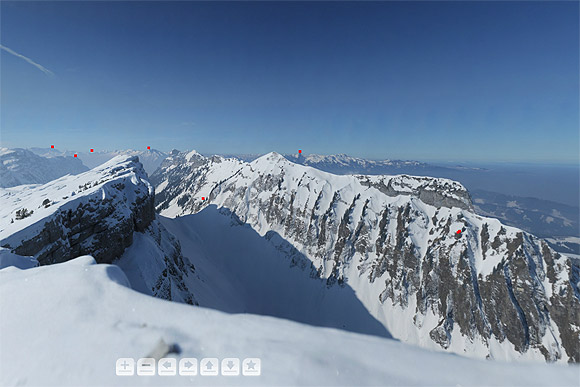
[0, 155, 154, 265]
[151, 149, 580, 363]
[255, 151, 287, 163]
[185, 150, 203, 162]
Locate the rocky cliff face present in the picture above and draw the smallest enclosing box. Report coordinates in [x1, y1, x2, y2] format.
[0, 156, 154, 264]
[151, 151, 580, 363]
[0, 156, 199, 305]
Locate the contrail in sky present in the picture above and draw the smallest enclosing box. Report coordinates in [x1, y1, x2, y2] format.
[0, 44, 54, 76]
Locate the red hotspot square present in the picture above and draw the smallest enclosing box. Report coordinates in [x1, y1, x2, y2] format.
[51, 145, 55, 149]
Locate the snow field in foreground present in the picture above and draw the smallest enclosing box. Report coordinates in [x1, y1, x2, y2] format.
[1, 254, 578, 387]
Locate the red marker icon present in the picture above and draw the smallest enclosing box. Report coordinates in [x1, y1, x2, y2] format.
[74, 154, 78, 158]
[51, 145, 55, 149]
[90, 149, 94, 153]
[147, 146, 151, 150]
[456, 230, 462, 235]
[201, 197, 205, 201]
[298, 150, 302, 154]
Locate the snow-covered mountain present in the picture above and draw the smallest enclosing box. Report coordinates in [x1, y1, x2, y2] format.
[281, 153, 580, 250]
[222, 152, 454, 174]
[30, 147, 168, 175]
[2, 252, 577, 386]
[0, 155, 198, 305]
[0, 147, 89, 188]
[285, 153, 441, 175]
[1, 150, 578, 387]
[151, 150, 580, 363]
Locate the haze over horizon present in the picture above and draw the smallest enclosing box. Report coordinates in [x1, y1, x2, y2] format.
[1, 1, 578, 164]
[2, 3, 580, 385]
[10, 145, 580, 168]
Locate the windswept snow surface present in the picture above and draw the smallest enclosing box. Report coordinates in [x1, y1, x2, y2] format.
[1, 254, 578, 387]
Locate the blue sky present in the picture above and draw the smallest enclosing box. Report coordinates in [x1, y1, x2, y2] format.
[1, 1, 578, 163]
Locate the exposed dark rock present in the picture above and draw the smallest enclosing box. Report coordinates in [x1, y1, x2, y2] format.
[151, 150, 580, 363]
[6, 185, 154, 265]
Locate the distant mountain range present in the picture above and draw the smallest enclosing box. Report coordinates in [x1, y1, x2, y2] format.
[29, 147, 167, 175]
[0, 147, 89, 187]
[3, 148, 577, 254]
[1, 150, 578, 369]
[285, 153, 486, 175]
[219, 152, 486, 175]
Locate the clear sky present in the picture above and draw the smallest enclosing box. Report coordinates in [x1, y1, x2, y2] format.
[1, 1, 578, 163]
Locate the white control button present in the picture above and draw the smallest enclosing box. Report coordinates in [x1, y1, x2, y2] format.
[137, 358, 155, 376]
[116, 358, 135, 376]
[200, 358, 219, 376]
[242, 358, 261, 376]
[221, 358, 240, 376]
[158, 358, 177, 376]
[179, 358, 198, 376]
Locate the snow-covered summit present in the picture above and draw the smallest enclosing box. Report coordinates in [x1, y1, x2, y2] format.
[0, 155, 199, 305]
[152, 150, 580, 363]
[0, 155, 154, 264]
[256, 151, 287, 162]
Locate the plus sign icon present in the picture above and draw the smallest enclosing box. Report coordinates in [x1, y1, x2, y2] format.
[116, 358, 135, 376]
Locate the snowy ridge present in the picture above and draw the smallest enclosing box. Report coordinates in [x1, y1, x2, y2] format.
[0, 155, 153, 263]
[152, 150, 580, 363]
[0, 155, 199, 305]
[1, 253, 578, 386]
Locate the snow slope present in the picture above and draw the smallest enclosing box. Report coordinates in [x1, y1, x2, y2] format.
[0, 147, 88, 188]
[0, 155, 199, 305]
[1, 253, 578, 387]
[159, 208, 391, 338]
[0, 155, 154, 264]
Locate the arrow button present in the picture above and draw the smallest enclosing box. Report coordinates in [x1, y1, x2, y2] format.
[157, 358, 176, 376]
[200, 358, 219, 376]
[221, 358, 240, 376]
[178, 358, 198, 376]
